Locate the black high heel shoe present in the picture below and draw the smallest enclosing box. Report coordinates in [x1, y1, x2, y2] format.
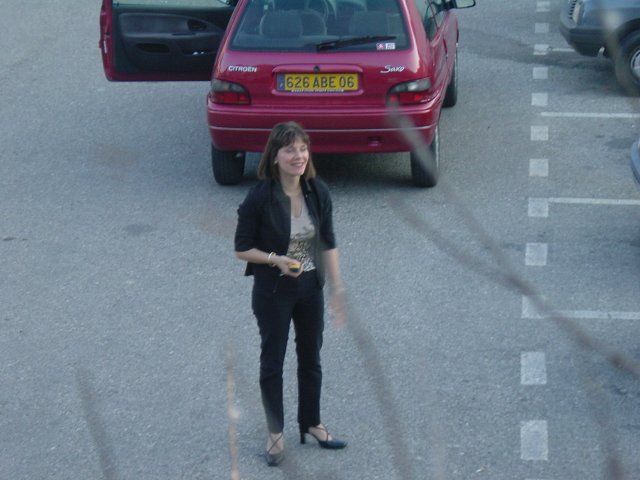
[265, 433, 284, 466]
[300, 424, 347, 450]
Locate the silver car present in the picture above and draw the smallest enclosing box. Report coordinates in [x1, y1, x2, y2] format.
[560, 0, 640, 95]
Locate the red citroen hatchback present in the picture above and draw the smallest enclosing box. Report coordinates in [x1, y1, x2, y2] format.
[100, 0, 475, 187]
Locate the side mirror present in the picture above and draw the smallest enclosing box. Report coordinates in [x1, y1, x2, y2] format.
[444, 0, 476, 9]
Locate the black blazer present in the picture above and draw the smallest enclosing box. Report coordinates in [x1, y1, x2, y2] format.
[234, 177, 336, 294]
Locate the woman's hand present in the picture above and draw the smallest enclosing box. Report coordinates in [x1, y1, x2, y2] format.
[329, 287, 346, 328]
[274, 255, 304, 277]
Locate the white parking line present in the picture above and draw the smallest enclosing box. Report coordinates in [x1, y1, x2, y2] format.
[529, 158, 549, 177]
[532, 93, 548, 107]
[541, 111, 640, 118]
[528, 197, 640, 217]
[528, 197, 549, 217]
[534, 44, 549, 55]
[535, 22, 549, 34]
[559, 310, 640, 320]
[549, 197, 640, 206]
[521, 296, 640, 320]
[521, 352, 547, 385]
[525, 243, 548, 266]
[536, 1, 550, 12]
[531, 126, 549, 141]
[533, 67, 548, 80]
[550, 47, 577, 53]
[522, 296, 545, 319]
[521, 420, 549, 460]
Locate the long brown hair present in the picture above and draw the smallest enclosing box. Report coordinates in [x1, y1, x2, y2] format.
[257, 121, 317, 181]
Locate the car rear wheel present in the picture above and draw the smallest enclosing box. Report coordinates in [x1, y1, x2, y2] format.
[614, 31, 640, 96]
[442, 52, 458, 108]
[410, 124, 439, 188]
[211, 145, 245, 185]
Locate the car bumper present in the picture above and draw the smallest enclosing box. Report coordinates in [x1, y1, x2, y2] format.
[207, 99, 439, 154]
[631, 140, 640, 185]
[559, 10, 603, 56]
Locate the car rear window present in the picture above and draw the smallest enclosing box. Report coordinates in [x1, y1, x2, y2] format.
[230, 0, 409, 52]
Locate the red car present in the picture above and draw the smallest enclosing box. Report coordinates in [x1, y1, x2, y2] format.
[100, 0, 475, 187]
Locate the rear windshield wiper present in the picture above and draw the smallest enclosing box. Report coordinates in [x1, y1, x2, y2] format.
[315, 35, 396, 51]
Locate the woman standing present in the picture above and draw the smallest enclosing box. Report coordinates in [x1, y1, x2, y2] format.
[234, 122, 347, 466]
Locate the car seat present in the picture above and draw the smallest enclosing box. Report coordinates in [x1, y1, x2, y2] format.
[260, 10, 303, 38]
[348, 11, 389, 36]
[274, 0, 326, 36]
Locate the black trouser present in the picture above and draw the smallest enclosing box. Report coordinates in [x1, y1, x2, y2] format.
[252, 271, 324, 434]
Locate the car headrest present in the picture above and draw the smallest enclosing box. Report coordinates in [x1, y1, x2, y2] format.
[260, 11, 303, 38]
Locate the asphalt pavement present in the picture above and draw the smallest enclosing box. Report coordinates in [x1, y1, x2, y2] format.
[1, 1, 639, 479]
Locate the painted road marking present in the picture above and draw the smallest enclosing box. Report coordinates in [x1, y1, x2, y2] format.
[534, 44, 549, 55]
[533, 67, 548, 80]
[528, 198, 549, 217]
[521, 352, 547, 385]
[536, 1, 550, 12]
[529, 158, 549, 177]
[522, 296, 545, 319]
[522, 296, 640, 320]
[532, 93, 548, 107]
[521, 420, 549, 460]
[550, 47, 577, 53]
[528, 197, 640, 217]
[531, 126, 549, 141]
[525, 243, 548, 266]
[541, 111, 640, 119]
[535, 22, 549, 34]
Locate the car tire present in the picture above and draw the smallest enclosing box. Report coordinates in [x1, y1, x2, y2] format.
[410, 124, 439, 188]
[211, 145, 245, 185]
[442, 52, 458, 108]
[614, 31, 640, 96]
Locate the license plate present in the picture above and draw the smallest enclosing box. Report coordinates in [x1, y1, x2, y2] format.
[277, 73, 358, 92]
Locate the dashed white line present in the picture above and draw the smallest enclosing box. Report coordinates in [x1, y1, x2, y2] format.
[534, 44, 549, 55]
[529, 158, 549, 177]
[533, 67, 548, 79]
[530, 126, 549, 141]
[521, 420, 549, 460]
[531, 92, 548, 107]
[526, 10, 551, 478]
[522, 296, 546, 319]
[536, 1, 550, 12]
[535, 22, 549, 34]
[525, 243, 548, 266]
[521, 352, 547, 385]
[528, 197, 549, 217]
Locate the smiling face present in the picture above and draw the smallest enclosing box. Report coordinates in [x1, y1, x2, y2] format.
[275, 137, 309, 181]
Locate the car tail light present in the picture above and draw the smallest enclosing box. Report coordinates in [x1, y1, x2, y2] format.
[211, 79, 250, 105]
[387, 78, 433, 105]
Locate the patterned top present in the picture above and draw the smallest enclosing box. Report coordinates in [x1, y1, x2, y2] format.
[286, 198, 316, 272]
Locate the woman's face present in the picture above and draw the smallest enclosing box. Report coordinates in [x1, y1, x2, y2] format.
[275, 137, 309, 180]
